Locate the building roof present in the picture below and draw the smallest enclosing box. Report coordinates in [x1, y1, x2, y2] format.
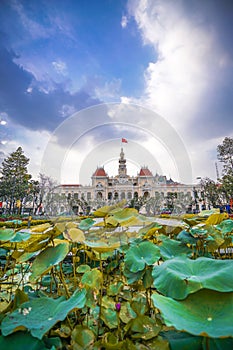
[61, 184, 81, 187]
[138, 167, 153, 177]
[92, 167, 108, 177]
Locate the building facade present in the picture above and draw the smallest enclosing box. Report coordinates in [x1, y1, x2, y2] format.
[53, 148, 198, 215]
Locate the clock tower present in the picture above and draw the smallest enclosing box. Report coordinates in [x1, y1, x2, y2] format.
[118, 147, 127, 177]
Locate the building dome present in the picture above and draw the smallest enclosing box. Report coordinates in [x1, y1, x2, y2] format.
[138, 167, 153, 177]
[92, 167, 107, 177]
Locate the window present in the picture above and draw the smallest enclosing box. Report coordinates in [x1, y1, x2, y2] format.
[121, 192, 125, 199]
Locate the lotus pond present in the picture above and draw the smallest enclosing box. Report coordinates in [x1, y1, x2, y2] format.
[0, 203, 233, 349]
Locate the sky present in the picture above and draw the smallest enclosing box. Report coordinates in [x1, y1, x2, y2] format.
[0, 0, 233, 185]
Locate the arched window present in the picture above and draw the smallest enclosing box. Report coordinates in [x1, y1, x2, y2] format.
[143, 191, 150, 199]
[114, 192, 119, 200]
[74, 193, 79, 199]
[127, 192, 132, 199]
[97, 192, 103, 199]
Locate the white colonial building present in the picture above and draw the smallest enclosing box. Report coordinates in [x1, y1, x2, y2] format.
[52, 147, 200, 215]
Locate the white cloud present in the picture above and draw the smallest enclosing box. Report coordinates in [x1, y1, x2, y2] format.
[52, 60, 68, 75]
[59, 104, 76, 118]
[127, 0, 229, 180]
[2, 125, 51, 180]
[130, 0, 214, 125]
[94, 78, 122, 100]
[121, 15, 128, 28]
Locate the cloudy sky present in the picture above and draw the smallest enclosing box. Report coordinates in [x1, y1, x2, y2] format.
[0, 0, 233, 185]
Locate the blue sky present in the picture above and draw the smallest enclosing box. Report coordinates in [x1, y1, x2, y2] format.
[0, 0, 233, 185]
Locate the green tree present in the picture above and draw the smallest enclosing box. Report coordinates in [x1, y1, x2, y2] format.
[37, 173, 58, 215]
[145, 192, 163, 215]
[200, 177, 220, 208]
[219, 172, 233, 202]
[0, 147, 32, 214]
[217, 137, 233, 203]
[217, 137, 233, 174]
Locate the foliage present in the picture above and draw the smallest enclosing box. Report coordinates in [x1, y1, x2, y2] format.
[217, 137, 233, 203]
[219, 169, 233, 201]
[0, 205, 233, 349]
[0, 147, 36, 214]
[217, 136, 233, 174]
[200, 177, 221, 207]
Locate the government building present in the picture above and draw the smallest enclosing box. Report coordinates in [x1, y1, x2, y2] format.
[53, 147, 198, 215]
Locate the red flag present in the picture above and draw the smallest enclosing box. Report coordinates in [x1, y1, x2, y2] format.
[122, 138, 128, 143]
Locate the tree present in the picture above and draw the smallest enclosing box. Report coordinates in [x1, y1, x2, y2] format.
[0, 147, 32, 214]
[37, 173, 58, 215]
[145, 193, 163, 215]
[218, 172, 233, 202]
[217, 137, 233, 174]
[200, 177, 220, 208]
[217, 137, 233, 203]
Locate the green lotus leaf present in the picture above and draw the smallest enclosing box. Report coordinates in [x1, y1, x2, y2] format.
[205, 213, 228, 225]
[105, 216, 119, 227]
[43, 336, 62, 350]
[119, 301, 137, 323]
[81, 268, 102, 290]
[138, 222, 164, 237]
[1, 288, 86, 339]
[216, 219, 233, 234]
[177, 230, 197, 244]
[190, 227, 208, 237]
[145, 336, 170, 350]
[100, 295, 118, 329]
[126, 315, 161, 340]
[160, 330, 203, 350]
[6, 219, 22, 225]
[15, 233, 51, 253]
[205, 227, 225, 251]
[206, 338, 233, 349]
[14, 251, 39, 263]
[101, 306, 118, 329]
[152, 256, 233, 299]
[29, 241, 70, 282]
[107, 281, 124, 296]
[65, 222, 77, 229]
[124, 240, 160, 272]
[63, 227, 85, 242]
[71, 325, 95, 350]
[131, 294, 148, 316]
[100, 334, 137, 350]
[76, 264, 91, 273]
[198, 208, 220, 217]
[143, 268, 153, 289]
[85, 289, 97, 309]
[120, 216, 150, 227]
[79, 218, 96, 231]
[93, 200, 127, 217]
[12, 288, 29, 310]
[31, 223, 51, 233]
[110, 208, 138, 221]
[123, 266, 145, 284]
[159, 238, 192, 260]
[0, 332, 48, 350]
[10, 230, 31, 242]
[183, 217, 203, 227]
[84, 240, 120, 252]
[152, 289, 233, 338]
[0, 229, 16, 241]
